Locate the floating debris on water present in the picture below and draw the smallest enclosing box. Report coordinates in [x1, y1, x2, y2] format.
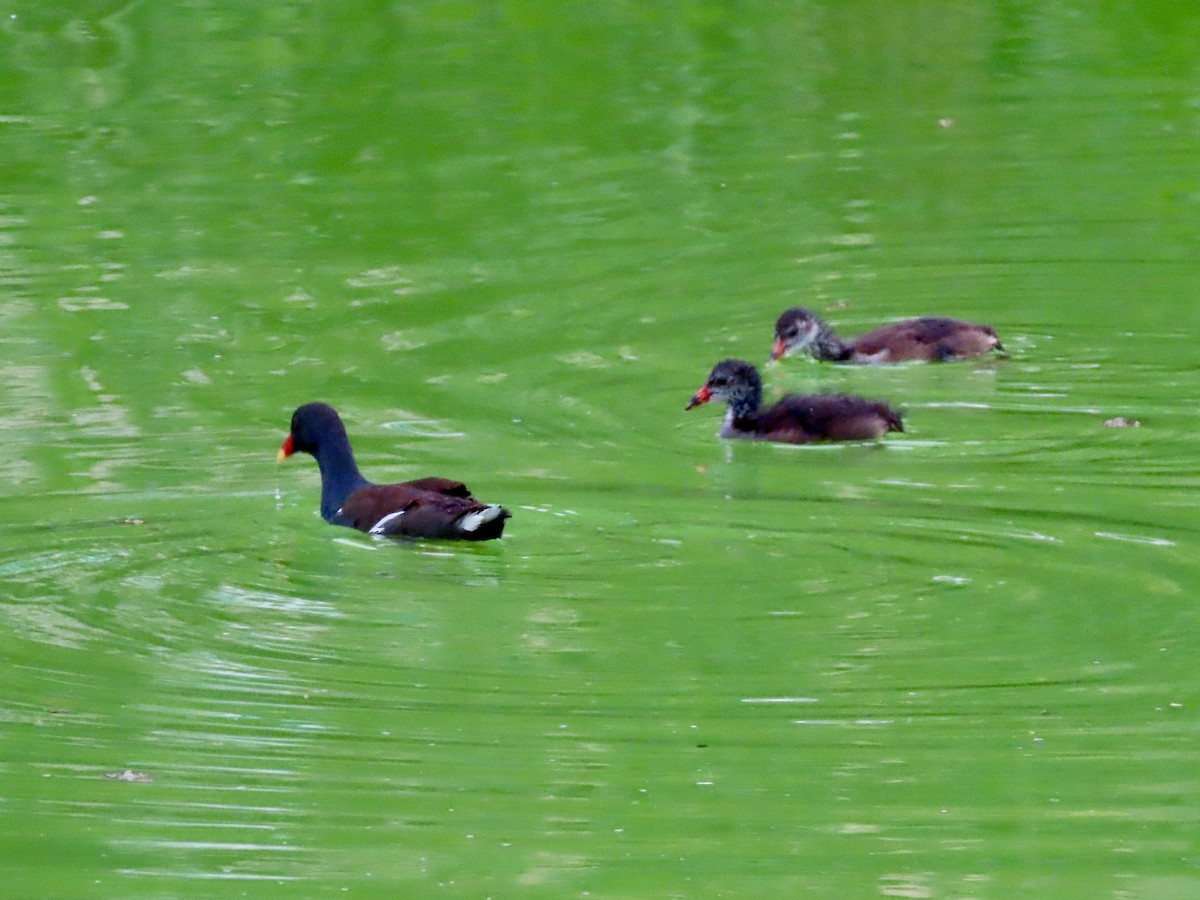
[104, 769, 152, 783]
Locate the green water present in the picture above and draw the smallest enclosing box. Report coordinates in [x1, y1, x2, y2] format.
[2, 3, 1199, 897]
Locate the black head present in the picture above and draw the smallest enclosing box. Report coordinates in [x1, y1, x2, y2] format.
[280, 402, 348, 458]
[772, 307, 825, 359]
[686, 358, 762, 412]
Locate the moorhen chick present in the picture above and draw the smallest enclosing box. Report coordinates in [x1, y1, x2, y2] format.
[686, 359, 903, 443]
[772, 306, 1003, 364]
[278, 402, 510, 540]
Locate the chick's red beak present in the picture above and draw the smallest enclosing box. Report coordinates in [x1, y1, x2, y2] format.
[277, 433, 294, 463]
[770, 337, 788, 361]
[685, 385, 713, 410]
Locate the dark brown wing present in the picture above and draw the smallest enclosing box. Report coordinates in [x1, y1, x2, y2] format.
[756, 394, 903, 442]
[401, 476, 473, 498]
[850, 317, 998, 362]
[340, 483, 508, 540]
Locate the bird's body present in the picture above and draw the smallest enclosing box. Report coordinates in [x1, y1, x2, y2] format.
[773, 307, 1002, 364]
[686, 359, 903, 443]
[279, 403, 509, 541]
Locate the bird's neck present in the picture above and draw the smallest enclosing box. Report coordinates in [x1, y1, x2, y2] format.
[726, 385, 762, 426]
[812, 323, 852, 361]
[314, 434, 370, 520]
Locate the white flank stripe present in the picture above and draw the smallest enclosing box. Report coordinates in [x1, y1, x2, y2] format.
[458, 505, 504, 532]
[368, 510, 406, 534]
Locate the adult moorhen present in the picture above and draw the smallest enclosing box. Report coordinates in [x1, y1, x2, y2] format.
[278, 402, 510, 540]
[772, 306, 1003, 363]
[686, 358, 904, 443]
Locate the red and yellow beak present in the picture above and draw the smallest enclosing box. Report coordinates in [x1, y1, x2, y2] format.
[770, 337, 788, 361]
[277, 433, 294, 463]
[685, 385, 712, 410]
